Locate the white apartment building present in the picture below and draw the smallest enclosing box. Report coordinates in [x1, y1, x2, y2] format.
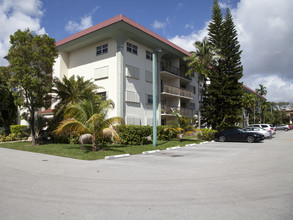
[52, 14, 199, 126]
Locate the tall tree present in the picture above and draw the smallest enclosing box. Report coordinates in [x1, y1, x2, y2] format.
[0, 67, 17, 134]
[255, 84, 267, 96]
[220, 8, 243, 126]
[184, 37, 221, 128]
[255, 84, 268, 122]
[242, 93, 255, 126]
[201, 0, 225, 129]
[7, 29, 58, 145]
[185, 37, 219, 79]
[201, 0, 243, 130]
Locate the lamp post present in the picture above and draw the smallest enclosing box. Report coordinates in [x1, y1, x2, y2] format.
[152, 48, 163, 147]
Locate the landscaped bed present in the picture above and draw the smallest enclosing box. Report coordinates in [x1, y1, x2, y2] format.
[0, 138, 202, 160]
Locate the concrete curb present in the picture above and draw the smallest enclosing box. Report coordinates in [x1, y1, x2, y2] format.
[166, 146, 181, 150]
[185, 143, 197, 147]
[142, 150, 160, 155]
[105, 154, 130, 160]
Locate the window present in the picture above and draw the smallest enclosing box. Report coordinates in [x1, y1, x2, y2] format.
[127, 117, 141, 125]
[146, 50, 153, 60]
[145, 70, 152, 83]
[147, 94, 153, 104]
[96, 44, 108, 56]
[126, 90, 140, 103]
[94, 66, 109, 80]
[97, 92, 107, 100]
[126, 65, 140, 79]
[127, 42, 138, 55]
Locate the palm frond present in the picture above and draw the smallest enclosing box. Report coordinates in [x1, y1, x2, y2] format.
[54, 118, 88, 136]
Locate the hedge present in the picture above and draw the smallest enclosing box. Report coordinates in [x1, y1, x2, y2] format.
[10, 125, 28, 137]
[196, 128, 217, 141]
[116, 125, 152, 145]
[157, 125, 178, 141]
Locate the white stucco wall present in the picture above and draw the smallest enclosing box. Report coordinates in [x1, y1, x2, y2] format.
[124, 40, 154, 125]
[52, 37, 199, 126]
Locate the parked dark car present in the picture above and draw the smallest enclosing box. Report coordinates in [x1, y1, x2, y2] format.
[214, 129, 265, 143]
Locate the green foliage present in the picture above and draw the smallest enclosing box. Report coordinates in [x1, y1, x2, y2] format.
[69, 135, 79, 145]
[0, 133, 19, 142]
[0, 67, 17, 135]
[116, 125, 152, 145]
[54, 96, 124, 150]
[50, 75, 102, 133]
[196, 128, 217, 141]
[157, 125, 178, 141]
[7, 29, 58, 145]
[10, 125, 28, 137]
[200, 1, 243, 130]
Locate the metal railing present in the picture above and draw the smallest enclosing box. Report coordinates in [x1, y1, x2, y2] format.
[161, 105, 195, 117]
[161, 84, 193, 98]
[160, 63, 191, 80]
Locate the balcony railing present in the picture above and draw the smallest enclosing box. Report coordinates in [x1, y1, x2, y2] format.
[161, 84, 193, 98]
[161, 105, 195, 117]
[160, 63, 191, 80]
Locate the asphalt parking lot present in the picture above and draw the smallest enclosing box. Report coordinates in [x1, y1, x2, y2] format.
[0, 131, 293, 220]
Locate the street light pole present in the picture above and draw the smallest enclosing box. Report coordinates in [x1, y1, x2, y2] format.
[152, 48, 163, 147]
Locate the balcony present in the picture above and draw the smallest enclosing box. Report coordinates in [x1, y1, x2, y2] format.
[160, 63, 191, 80]
[161, 105, 195, 117]
[161, 84, 193, 99]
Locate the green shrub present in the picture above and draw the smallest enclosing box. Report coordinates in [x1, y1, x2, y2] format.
[69, 135, 79, 144]
[4, 133, 18, 142]
[0, 134, 5, 142]
[10, 125, 28, 138]
[116, 125, 152, 145]
[197, 128, 217, 141]
[157, 126, 178, 141]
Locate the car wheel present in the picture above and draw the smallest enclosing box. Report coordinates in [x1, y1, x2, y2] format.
[285, 128, 288, 131]
[247, 136, 254, 143]
[219, 136, 226, 142]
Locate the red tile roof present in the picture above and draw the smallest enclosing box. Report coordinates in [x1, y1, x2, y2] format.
[56, 14, 191, 57]
[242, 84, 266, 99]
[38, 108, 53, 114]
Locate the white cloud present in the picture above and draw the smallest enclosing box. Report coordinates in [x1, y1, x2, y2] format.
[243, 74, 293, 102]
[185, 23, 195, 30]
[64, 6, 99, 34]
[169, 21, 209, 52]
[65, 16, 93, 33]
[169, 0, 293, 102]
[0, 0, 45, 66]
[152, 20, 167, 29]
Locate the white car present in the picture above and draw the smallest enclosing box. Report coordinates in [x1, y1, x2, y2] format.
[249, 124, 276, 135]
[244, 127, 272, 138]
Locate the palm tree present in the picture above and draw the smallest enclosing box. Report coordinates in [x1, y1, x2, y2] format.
[52, 75, 101, 117]
[54, 96, 124, 151]
[184, 37, 219, 79]
[167, 113, 197, 140]
[242, 93, 255, 126]
[255, 84, 267, 96]
[184, 37, 221, 128]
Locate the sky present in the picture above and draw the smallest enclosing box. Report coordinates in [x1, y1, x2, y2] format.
[0, 0, 293, 103]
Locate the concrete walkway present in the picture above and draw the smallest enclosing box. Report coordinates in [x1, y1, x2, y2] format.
[0, 131, 293, 219]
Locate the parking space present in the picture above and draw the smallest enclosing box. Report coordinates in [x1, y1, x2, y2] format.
[0, 131, 293, 220]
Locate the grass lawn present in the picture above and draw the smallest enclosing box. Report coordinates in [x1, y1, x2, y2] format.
[0, 138, 203, 160]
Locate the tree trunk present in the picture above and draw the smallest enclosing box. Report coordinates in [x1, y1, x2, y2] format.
[91, 136, 99, 151]
[30, 110, 36, 146]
